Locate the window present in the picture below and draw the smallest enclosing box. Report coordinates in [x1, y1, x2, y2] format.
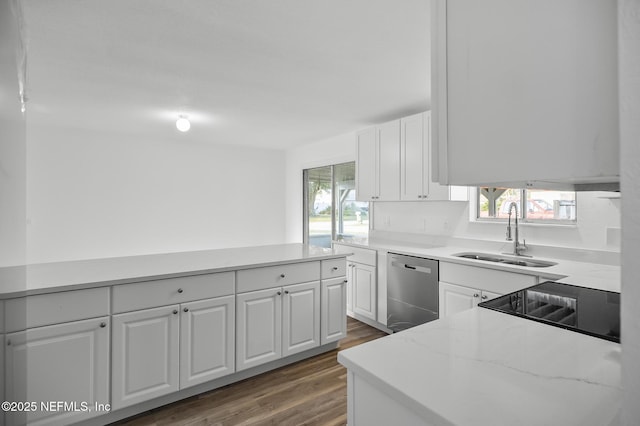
[303, 162, 369, 247]
[477, 187, 576, 223]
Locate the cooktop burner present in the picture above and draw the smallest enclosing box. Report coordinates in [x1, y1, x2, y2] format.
[478, 281, 620, 343]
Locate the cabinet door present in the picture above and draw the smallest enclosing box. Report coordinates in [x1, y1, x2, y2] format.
[401, 112, 450, 201]
[112, 306, 180, 410]
[236, 288, 282, 371]
[401, 112, 426, 200]
[439, 282, 479, 318]
[282, 281, 320, 356]
[352, 262, 377, 321]
[346, 263, 354, 315]
[376, 251, 388, 325]
[180, 295, 235, 389]
[377, 120, 401, 201]
[321, 277, 347, 345]
[356, 127, 377, 201]
[5, 317, 110, 426]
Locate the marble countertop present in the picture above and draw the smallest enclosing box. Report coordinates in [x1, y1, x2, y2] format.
[338, 307, 622, 426]
[0, 243, 347, 299]
[333, 238, 620, 293]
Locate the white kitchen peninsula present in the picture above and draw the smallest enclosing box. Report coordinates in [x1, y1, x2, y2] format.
[0, 243, 348, 426]
[338, 308, 621, 426]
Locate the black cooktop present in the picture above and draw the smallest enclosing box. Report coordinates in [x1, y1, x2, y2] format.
[478, 281, 620, 343]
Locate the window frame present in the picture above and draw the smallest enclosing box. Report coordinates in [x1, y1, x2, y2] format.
[303, 162, 369, 246]
[475, 187, 577, 225]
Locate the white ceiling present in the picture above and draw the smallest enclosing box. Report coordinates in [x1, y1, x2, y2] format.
[21, 0, 431, 150]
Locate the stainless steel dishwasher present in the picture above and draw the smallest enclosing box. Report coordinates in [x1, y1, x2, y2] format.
[387, 252, 439, 332]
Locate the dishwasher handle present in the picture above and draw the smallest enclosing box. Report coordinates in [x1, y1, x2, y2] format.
[390, 260, 432, 274]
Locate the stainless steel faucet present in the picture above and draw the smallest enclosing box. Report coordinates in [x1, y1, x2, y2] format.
[505, 202, 528, 256]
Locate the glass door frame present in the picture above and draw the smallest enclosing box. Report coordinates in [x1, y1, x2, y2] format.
[303, 162, 368, 247]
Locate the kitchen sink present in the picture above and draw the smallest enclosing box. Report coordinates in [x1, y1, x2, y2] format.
[452, 252, 557, 268]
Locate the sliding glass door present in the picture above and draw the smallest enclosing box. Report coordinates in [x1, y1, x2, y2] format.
[303, 162, 368, 247]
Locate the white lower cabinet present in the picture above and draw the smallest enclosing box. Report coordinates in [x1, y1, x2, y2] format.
[5, 317, 110, 426]
[351, 262, 377, 321]
[334, 244, 379, 325]
[180, 296, 235, 389]
[321, 277, 347, 345]
[283, 281, 321, 357]
[0, 257, 346, 425]
[236, 288, 282, 370]
[438, 261, 539, 319]
[236, 281, 320, 371]
[112, 306, 180, 410]
[112, 295, 235, 410]
[439, 282, 501, 318]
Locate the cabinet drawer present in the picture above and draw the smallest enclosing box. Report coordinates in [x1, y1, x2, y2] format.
[440, 262, 537, 295]
[112, 272, 234, 314]
[5, 287, 110, 333]
[334, 244, 376, 266]
[321, 258, 347, 279]
[236, 261, 320, 293]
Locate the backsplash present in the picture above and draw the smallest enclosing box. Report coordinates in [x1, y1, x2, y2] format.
[372, 192, 621, 253]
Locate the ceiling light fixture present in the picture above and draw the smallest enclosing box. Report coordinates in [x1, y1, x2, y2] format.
[176, 115, 191, 132]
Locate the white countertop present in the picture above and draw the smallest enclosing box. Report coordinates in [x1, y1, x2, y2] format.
[338, 308, 622, 426]
[333, 238, 620, 293]
[0, 243, 347, 298]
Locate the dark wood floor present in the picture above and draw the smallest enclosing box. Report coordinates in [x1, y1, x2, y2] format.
[110, 317, 387, 426]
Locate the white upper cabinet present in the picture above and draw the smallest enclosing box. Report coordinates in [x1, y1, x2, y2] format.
[401, 112, 459, 201]
[357, 114, 467, 201]
[356, 120, 401, 201]
[431, 0, 619, 188]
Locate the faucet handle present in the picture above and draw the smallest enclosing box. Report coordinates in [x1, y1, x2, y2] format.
[516, 239, 528, 255]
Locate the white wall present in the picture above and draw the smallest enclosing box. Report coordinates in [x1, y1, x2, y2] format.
[373, 192, 621, 252]
[619, 0, 640, 423]
[0, 0, 27, 267]
[284, 131, 356, 243]
[27, 125, 287, 263]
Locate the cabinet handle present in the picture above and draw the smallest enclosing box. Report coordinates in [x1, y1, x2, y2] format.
[482, 295, 488, 300]
[7, 339, 10, 346]
[285, 290, 289, 294]
[100, 322, 107, 328]
[183, 307, 189, 312]
[280, 273, 285, 278]
[473, 293, 480, 298]
[177, 288, 184, 293]
[344, 279, 348, 283]
[332, 266, 338, 271]
[277, 291, 282, 296]
[173, 309, 179, 314]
